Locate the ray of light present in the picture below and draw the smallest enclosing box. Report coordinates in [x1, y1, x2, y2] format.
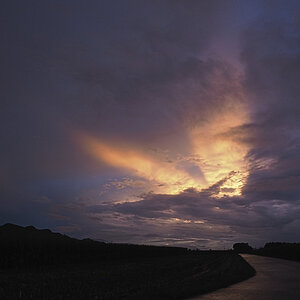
[76, 132, 206, 194]
[187, 100, 250, 196]
[75, 97, 250, 197]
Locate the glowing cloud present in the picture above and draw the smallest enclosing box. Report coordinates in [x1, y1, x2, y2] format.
[187, 99, 250, 196]
[76, 98, 249, 197]
[76, 132, 206, 194]
[74, 84, 251, 198]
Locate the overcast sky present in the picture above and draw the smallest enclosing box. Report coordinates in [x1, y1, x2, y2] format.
[1, 0, 299, 249]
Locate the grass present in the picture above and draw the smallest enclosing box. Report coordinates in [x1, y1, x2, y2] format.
[0, 251, 255, 299]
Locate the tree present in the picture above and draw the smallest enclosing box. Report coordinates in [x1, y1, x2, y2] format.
[233, 243, 253, 253]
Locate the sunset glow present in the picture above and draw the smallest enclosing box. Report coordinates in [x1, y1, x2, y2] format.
[77, 133, 206, 194]
[77, 97, 250, 198]
[188, 101, 250, 196]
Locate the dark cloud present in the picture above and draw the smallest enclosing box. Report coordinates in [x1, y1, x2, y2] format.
[83, 170, 300, 247]
[240, 7, 300, 202]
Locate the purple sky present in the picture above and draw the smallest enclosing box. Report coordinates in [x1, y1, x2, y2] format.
[1, 0, 299, 249]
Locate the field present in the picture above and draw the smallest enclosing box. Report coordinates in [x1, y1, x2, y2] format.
[0, 251, 255, 300]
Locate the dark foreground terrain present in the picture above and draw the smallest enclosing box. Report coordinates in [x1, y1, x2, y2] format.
[0, 224, 255, 299]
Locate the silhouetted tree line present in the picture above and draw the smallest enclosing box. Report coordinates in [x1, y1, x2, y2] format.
[232, 243, 253, 253]
[255, 242, 300, 261]
[0, 224, 189, 269]
[233, 241, 300, 262]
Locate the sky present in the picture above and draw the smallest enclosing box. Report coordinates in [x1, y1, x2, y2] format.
[0, 0, 299, 249]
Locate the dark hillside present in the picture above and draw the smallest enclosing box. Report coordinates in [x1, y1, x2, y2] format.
[0, 223, 187, 269]
[0, 224, 255, 299]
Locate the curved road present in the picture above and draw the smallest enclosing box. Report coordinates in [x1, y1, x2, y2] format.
[188, 254, 300, 300]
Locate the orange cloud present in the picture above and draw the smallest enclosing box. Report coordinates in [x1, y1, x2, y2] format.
[74, 97, 250, 197]
[76, 132, 206, 194]
[187, 99, 250, 196]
